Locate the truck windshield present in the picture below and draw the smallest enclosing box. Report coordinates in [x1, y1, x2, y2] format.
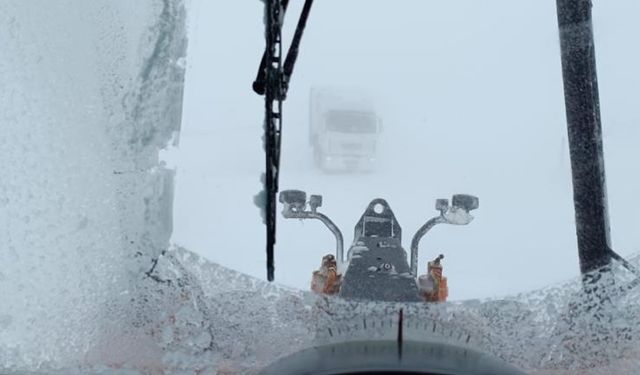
[6, 0, 640, 374]
[326, 111, 377, 133]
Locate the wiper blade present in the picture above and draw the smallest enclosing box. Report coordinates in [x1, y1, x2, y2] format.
[255, 0, 314, 281]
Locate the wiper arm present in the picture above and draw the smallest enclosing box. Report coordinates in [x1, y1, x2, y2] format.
[253, 0, 314, 97]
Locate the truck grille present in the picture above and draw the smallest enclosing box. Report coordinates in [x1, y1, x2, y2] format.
[341, 142, 362, 150]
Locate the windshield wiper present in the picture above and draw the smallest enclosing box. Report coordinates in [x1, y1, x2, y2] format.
[254, 0, 314, 281]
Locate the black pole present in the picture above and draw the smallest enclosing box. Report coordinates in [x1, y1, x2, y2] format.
[556, 0, 612, 276]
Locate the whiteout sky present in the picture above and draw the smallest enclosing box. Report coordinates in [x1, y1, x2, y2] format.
[170, 0, 640, 300]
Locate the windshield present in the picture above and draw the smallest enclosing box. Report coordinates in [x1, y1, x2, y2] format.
[2, 0, 640, 374]
[325, 111, 377, 133]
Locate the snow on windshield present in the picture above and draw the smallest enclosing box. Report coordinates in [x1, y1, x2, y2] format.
[2, 0, 640, 374]
[1, 0, 186, 372]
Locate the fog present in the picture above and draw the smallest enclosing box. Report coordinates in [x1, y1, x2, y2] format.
[171, 0, 640, 300]
[2, 1, 640, 373]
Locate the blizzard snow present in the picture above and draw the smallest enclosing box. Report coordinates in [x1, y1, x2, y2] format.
[2, 0, 640, 374]
[172, 0, 640, 300]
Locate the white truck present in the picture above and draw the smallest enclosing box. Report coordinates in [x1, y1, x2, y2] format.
[309, 88, 382, 172]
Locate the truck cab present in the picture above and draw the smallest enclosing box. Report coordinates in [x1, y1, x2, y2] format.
[309, 88, 382, 172]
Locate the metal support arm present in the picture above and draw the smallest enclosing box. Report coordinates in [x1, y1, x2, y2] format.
[410, 195, 478, 277]
[282, 204, 345, 265]
[410, 216, 446, 277]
